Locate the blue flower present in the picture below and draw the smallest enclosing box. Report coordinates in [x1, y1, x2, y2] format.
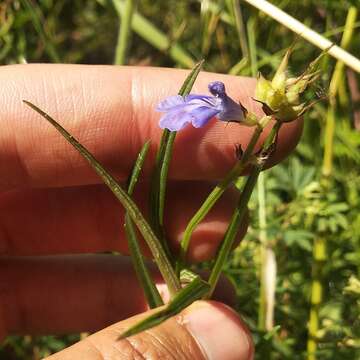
[156, 81, 246, 131]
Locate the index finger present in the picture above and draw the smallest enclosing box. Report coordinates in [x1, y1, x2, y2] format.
[0, 64, 302, 191]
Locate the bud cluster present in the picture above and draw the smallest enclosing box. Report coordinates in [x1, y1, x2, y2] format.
[255, 49, 324, 122]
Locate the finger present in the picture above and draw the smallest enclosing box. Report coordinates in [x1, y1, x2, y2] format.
[0, 64, 302, 191]
[0, 182, 247, 262]
[46, 300, 253, 360]
[0, 255, 235, 338]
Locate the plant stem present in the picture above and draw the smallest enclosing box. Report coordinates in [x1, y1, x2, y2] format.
[207, 122, 281, 297]
[180, 122, 267, 263]
[114, 0, 135, 65]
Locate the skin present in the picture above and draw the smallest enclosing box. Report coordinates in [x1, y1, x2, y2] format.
[0, 65, 302, 359]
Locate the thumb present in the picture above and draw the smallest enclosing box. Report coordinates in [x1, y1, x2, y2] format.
[46, 301, 253, 360]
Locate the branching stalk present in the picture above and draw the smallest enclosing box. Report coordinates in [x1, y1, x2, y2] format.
[180, 119, 270, 264]
[207, 122, 281, 297]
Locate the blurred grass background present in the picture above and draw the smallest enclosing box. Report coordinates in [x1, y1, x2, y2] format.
[0, 0, 359, 358]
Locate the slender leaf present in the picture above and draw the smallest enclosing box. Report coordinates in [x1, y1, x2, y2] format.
[23, 100, 181, 296]
[150, 59, 205, 242]
[125, 140, 163, 308]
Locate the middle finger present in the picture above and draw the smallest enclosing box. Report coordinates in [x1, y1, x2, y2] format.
[0, 182, 248, 263]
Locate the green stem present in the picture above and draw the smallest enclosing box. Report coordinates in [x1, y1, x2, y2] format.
[207, 167, 261, 296]
[114, 0, 135, 65]
[180, 122, 267, 263]
[23, 100, 181, 297]
[207, 122, 280, 297]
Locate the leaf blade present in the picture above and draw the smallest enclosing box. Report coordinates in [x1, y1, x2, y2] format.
[23, 100, 181, 296]
[125, 140, 164, 308]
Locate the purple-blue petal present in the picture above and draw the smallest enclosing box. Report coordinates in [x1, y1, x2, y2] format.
[156, 83, 246, 131]
[217, 96, 245, 122]
[189, 106, 220, 128]
[156, 95, 184, 111]
[185, 94, 213, 102]
[159, 110, 191, 131]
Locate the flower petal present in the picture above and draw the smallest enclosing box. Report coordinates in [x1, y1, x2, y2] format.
[156, 95, 184, 111]
[189, 106, 220, 128]
[217, 97, 245, 122]
[159, 110, 191, 131]
[185, 94, 213, 102]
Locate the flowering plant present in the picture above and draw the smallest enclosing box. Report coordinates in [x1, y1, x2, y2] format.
[23, 49, 324, 338]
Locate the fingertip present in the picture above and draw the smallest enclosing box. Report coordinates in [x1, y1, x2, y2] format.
[185, 301, 254, 360]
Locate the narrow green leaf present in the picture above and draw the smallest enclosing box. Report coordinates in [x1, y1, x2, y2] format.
[125, 141, 163, 309]
[127, 140, 150, 195]
[158, 60, 205, 228]
[178, 59, 205, 97]
[23, 100, 181, 296]
[124, 216, 163, 308]
[119, 274, 210, 339]
[150, 60, 205, 246]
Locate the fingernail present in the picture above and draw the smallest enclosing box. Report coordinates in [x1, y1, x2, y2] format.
[185, 301, 253, 360]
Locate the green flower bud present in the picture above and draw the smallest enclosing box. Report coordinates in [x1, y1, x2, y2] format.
[243, 111, 260, 126]
[255, 73, 272, 102]
[254, 47, 325, 122]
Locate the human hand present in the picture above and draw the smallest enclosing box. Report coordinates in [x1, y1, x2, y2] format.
[0, 65, 301, 359]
